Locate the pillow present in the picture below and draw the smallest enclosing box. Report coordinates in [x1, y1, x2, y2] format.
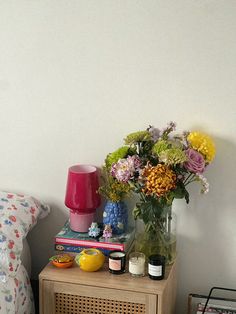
[0, 191, 50, 282]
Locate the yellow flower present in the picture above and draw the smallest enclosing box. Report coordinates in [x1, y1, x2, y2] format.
[142, 164, 176, 197]
[187, 131, 215, 163]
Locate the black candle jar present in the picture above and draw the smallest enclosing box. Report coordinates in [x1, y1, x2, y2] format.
[148, 254, 165, 280]
[109, 251, 126, 274]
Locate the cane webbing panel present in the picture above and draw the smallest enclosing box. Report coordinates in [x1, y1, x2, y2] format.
[55, 292, 146, 314]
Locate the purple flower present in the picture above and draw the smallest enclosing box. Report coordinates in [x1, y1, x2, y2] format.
[167, 121, 176, 131]
[159, 121, 177, 138]
[148, 126, 160, 142]
[111, 159, 133, 182]
[127, 155, 141, 171]
[184, 149, 205, 174]
[111, 155, 141, 183]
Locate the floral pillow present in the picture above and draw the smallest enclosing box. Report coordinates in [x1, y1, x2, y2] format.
[0, 191, 50, 282]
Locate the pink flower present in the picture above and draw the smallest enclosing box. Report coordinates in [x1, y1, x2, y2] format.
[111, 155, 141, 183]
[127, 155, 141, 171]
[111, 159, 133, 182]
[184, 149, 205, 174]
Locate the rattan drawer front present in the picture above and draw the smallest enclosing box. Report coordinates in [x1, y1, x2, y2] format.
[42, 280, 157, 314]
[55, 292, 146, 314]
[40, 263, 177, 314]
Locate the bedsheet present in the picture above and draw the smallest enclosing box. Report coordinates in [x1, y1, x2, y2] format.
[0, 264, 34, 314]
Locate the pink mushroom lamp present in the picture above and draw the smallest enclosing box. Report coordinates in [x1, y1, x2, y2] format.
[65, 164, 101, 232]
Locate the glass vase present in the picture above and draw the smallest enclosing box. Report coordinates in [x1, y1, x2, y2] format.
[135, 206, 177, 265]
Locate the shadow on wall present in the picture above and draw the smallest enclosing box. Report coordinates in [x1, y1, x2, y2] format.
[27, 202, 68, 279]
[175, 136, 236, 314]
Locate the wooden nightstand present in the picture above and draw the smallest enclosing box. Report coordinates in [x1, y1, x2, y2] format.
[39, 261, 177, 314]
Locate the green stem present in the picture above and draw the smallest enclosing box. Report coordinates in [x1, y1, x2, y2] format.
[167, 207, 172, 241]
[184, 173, 196, 186]
[140, 192, 146, 203]
[183, 173, 193, 184]
[184, 178, 196, 186]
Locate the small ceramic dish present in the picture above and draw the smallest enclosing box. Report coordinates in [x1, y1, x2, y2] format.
[52, 260, 74, 268]
[50, 253, 74, 268]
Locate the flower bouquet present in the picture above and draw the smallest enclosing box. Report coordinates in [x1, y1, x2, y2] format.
[100, 122, 215, 263]
[98, 167, 131, 234]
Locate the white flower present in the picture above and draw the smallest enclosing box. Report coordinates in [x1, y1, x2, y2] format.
[196, 173, 209, 194]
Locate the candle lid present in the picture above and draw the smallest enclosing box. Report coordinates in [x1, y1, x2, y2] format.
[109, 251, 126, 259]
[148, 254, 165, 264]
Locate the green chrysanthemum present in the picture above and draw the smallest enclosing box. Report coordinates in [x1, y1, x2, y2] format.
[159, 148, 187, 166]
[105, 146, 129, 169]
[124, 130, 151, 145]
[152, 140, 170, 156]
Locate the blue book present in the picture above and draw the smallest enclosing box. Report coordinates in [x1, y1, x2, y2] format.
[54, 241, 134, 257]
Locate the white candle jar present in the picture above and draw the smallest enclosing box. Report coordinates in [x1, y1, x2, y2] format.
[128, 252, 145, 277]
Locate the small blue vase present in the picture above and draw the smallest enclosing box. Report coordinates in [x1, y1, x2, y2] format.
[103, 200, 128, 235]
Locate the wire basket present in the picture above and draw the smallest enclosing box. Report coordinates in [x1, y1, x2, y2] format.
[188, 287, 236, 314]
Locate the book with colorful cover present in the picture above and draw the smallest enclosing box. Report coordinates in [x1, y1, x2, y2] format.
[197, 302, 236, 313]
[54, 240, 135, 257]
[189, 293, 236, 314]
[54, 220, 135, 252]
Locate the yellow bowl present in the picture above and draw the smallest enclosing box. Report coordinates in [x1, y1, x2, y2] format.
[75, 249, 105, 272]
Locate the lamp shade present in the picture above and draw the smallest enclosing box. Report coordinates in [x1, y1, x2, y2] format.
[65, 165, 101, 213]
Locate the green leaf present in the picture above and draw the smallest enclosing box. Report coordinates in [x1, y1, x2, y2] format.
[184, 190, 190, 204]
[140, 202, 152, 224]
[132, 206, 141, 220]
[172, 185, 184, 199]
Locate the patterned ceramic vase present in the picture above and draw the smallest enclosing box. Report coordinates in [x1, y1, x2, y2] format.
[103, 200, 128, 235]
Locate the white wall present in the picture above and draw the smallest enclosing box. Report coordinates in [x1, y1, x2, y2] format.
[1, 1, 236, 313]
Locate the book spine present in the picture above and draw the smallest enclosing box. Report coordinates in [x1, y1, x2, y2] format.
[54, 244, 117, 256]
[55, 238, 125, 251]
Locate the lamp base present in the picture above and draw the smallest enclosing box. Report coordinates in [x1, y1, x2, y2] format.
[69, 210, 95, 233]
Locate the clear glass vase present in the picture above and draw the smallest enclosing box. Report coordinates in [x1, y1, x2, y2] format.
[135, 207, 177, 265]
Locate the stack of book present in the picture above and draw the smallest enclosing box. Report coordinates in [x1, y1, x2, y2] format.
[54, 220, 135, 256]
[197, 302, 236, 313]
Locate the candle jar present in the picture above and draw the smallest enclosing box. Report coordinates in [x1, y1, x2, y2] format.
[129, 252, 145, 277]
[109, 251, 126, 274]
[148, 254, 165, 280]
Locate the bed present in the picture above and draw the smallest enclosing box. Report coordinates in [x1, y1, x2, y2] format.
[0, 191, 50, 314]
